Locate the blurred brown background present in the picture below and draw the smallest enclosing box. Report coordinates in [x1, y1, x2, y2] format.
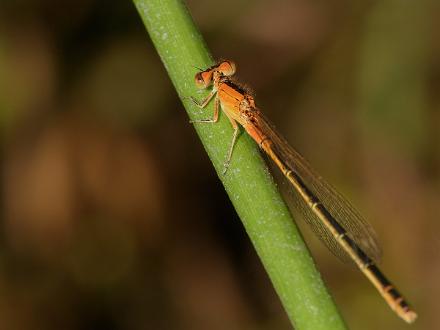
[0, 0, 438, 329]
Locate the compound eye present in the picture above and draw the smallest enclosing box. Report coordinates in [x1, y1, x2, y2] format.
[194, 71, 212, 88]
[194, 73, 204, 87]
[218, 60, 236, 76]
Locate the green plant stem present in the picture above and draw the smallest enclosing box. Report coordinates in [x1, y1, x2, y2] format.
[133, 0, 347, 329]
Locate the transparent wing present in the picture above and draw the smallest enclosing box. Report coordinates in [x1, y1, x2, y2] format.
[254, 112, 382, 264]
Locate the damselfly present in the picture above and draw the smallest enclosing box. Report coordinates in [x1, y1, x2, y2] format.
[189, 60, 417, 323]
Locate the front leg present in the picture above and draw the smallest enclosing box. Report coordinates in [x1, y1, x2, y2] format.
[190, 88, 216, 109]
[190, 96, 220, 124]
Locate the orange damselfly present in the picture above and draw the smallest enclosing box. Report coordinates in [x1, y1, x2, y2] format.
[189, 60, 417, 323]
